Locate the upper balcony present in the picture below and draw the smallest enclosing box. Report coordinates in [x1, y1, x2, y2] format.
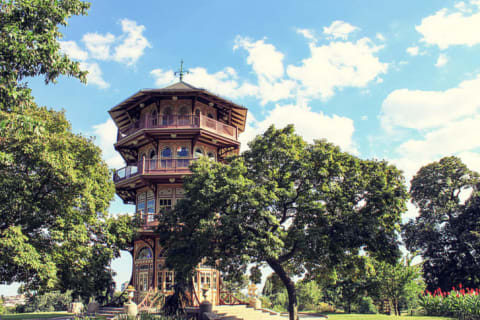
[113, 158, 195, 184]
[116, 114, 238, 144]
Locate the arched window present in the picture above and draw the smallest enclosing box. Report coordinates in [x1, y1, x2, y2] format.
[151, 109, 158, 127]
[177, 146, 189, 157]
[178, 106, 190, 125]
[207, 152, 215, 161]
[148, 149, 156, 170]
[162, 107, 173, 126]
[161, 147, 172, 158]
[195, 148, 204, 159]
[207, 113, 214, 119]
[161, 147, 172, 169]
[136, 247, 153, 260]
[194, 109, 201, 126]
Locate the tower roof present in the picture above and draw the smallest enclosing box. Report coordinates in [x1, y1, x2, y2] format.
[109, 81, 248, 133]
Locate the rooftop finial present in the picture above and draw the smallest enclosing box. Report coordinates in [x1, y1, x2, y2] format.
[174, 59, 190, 82]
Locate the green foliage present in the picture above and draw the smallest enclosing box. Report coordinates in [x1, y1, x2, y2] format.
[297, 280, 322, 311]
[0, 297, 5, 315]
[159, 125, 408, 320]
[355, 297, 378, 314]
[368, 257, 425, 316]
[17, 291, 72, 312]
[403, 156, 480, 292]
[419, 287, 480, 320]
[0, 0, 136, 300]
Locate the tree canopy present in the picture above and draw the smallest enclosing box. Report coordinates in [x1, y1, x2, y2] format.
[0, 0, 136, 300]
[159, 125, 408, 320]
[403, 156, 480, 291]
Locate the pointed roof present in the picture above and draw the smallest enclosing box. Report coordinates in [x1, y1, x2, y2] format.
[108, 81, 248, 132]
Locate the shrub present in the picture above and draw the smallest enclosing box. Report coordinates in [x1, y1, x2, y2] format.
[317, 302, 336, 313]
[355, 296, 377, 314]
[419, 285, 480, 319]
[17, 290, 73, 312]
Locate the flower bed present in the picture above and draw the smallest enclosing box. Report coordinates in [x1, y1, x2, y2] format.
[420, 284, 480, 320]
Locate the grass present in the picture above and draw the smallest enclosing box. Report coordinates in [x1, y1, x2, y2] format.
[1, 312, 73, 319]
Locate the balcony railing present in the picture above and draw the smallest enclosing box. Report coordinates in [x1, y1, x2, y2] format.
[116, 114, 238, 142]
[113, 158, 196, 183]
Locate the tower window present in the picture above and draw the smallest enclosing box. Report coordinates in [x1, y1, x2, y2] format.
[136, 247, 153, 260]
[177, 146, 189, 157]
[161, 147, 172, 158]
[195, 148, 204, 158]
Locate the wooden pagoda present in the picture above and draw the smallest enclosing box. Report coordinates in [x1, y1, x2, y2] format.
[108, 80, 248, 306]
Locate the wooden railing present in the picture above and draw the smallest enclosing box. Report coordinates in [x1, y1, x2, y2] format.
[117, 114, 238, 142]
[113, 158, 196, 183]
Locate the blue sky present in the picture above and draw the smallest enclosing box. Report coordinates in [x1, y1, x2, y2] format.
[3, 0, 480, 295]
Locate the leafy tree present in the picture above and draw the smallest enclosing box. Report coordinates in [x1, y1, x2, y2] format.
[402, 156, 480, 291]
[0, 0, 136, 300]
[369, 257, 424, 315]
[158, 125, 408, 320]
[296, 280, 322, 311]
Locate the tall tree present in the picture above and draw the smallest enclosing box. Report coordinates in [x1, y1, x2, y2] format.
[403, 156, 480, 291]
[0, 0, 136, 299]
[159, 125, 408, 320]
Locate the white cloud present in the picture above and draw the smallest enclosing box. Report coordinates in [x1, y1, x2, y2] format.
[416, 1, 480, 49]
[82, 32, 115, 60]
[240, 102, 357, 154]
[381, 75, 480, 130]
[323, 20, 359, 40]
[234, 36, 285, 81]
[150, 68, 176, 87]
[92, 118, 125, 168]
[406, 46, 419, 56]
[59, 40, 88, 61]
[113, 19, 151, 66]
[398, 116, 480, 159]
[287, 38, 388, 100]
[376, 33, 385, 42]
[435, 53, 448, 67]
[80, 62, 109, 89]
[296, 28, 316, 41]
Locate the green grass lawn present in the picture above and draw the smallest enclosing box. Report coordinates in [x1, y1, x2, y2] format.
[1, 312, 73, 319]
[321, 314, 455, 320]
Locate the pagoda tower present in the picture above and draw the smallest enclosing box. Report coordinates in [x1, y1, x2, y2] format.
[108, 80, 248, 305]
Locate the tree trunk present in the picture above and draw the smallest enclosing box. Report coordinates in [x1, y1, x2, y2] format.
[267, 258, 298, 320]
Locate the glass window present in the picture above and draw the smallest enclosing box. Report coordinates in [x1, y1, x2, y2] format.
[137, 247, 153, 260]
[137, 192, 146, 215]
[207, 113, 214, 119]
[177, 146, 189, 157]
[161, 147, 172, 158]
[165, 271, 174, 291]
[162, 107, 173, 125]
[207, 152, 215, 161]
[151, 110, 157, 127]
[195, 148, 204, 158]
[158, 199, 172, 212]
[179, 106, 189, 115]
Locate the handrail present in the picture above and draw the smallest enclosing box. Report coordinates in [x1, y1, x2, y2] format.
[113, 158, 196, 182]
[117, 114, 238, 142]
[218, 279, 248, 305]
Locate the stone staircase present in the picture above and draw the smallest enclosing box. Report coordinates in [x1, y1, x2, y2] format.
[95, 306, 124, 319]
[212, 305, 285, 320]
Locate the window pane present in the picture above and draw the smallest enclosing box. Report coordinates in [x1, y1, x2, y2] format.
[177, 146, 189, 157]
[195, 148, 203, 158]
[162, 147, 172, 158]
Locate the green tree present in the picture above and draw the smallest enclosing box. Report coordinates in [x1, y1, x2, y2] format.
[296, 280, 322, 311]
[0, 0, 136, 300]
[369, 257, 424, 315]
[402, 156, 480, 291]
[158, 125, 408, 320]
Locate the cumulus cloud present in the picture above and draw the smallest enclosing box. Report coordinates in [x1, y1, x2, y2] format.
[435, 53, 448, 67]
[296, 28, 316, 41]
[406, 46, 419, 56]
[240, 102, 357, 154]
[234, 36, 285, 81]
[113, 19, 151, 66]
[59, 40, 88, 61]
[381, 75, 480, 130]
[82, 32, 115, 60]
[80, 62, 110, 89]
[323, 20, 359, 40]
[416, 0, 480, 49]
[92, 118, 125, 168]
[150, 67, 258, 100]
[287, 38, 388, 100]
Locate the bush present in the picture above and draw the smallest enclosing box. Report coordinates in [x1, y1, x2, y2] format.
[355, 296, 377, 314]
[419, 285, 480, 319]
[317, 302, 336, 313]
[17, 290, 73, 312]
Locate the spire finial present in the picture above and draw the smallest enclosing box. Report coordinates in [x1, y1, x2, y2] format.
[174, 59, 190, 82]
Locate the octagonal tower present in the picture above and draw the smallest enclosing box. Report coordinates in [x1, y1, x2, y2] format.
[108, 81, 247, 305]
